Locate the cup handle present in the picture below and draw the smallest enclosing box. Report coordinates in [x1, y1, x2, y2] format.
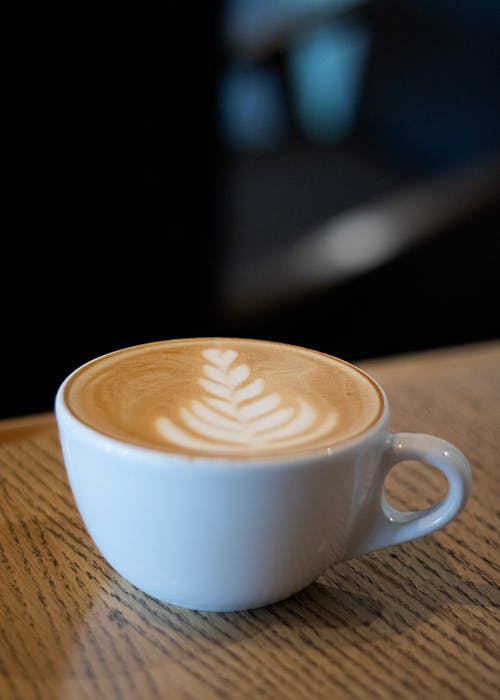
[351, 432, 472, 558]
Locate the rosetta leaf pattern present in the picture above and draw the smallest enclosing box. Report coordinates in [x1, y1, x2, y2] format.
[156, 348, 337, 454]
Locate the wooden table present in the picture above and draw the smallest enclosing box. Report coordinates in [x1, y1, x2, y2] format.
[1, 342, 499, 700]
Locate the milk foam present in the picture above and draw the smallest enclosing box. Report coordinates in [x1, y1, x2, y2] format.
[64, 339, 383, 458]
[155, 348, 338, 454]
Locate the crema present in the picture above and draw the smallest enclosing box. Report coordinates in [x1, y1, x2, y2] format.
[64, 338, 383, 458]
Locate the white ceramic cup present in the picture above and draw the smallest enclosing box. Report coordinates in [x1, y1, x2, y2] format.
[55, 352, 472, 612]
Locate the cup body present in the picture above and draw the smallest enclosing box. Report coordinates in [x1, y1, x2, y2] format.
[56, 384, 390, 611]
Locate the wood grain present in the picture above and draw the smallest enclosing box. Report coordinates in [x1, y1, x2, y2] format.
[0, 341, 499, 700]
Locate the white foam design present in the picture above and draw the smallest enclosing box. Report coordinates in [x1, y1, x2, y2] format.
[156, 348, 337, 454]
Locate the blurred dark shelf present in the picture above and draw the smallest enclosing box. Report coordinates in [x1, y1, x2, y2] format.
[224, 199, 500, 362]
[221, 138, 407, 271]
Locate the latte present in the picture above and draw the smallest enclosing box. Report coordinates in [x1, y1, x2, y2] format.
[64, 338, 384, 458]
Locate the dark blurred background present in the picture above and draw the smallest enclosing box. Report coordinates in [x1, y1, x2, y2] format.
[2, 0, 499, 418]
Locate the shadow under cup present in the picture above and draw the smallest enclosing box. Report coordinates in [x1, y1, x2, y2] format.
[55, 340, 471, 611]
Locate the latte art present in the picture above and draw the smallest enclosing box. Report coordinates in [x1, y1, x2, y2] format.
[64, 338, 383, 458]
[156, 348, 337, 454]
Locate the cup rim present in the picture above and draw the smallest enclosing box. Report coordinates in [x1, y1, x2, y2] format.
[55, 338, 389, 467]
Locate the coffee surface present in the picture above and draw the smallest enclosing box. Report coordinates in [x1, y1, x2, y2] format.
[64, 339, 383, 458]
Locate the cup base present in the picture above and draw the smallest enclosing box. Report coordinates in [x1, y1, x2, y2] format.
[131, 580, 312, 613]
